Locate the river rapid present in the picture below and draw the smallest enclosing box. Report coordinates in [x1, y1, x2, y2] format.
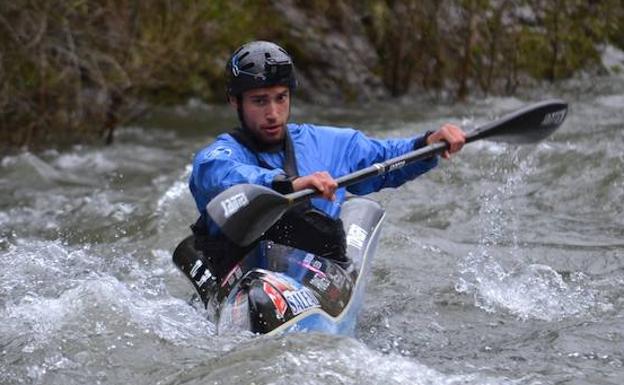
[1, 75, 623, 385]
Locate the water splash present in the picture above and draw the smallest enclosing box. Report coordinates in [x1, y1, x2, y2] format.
[455, 151, 605, 321]
[456, 254, 602, 321]
[0, 239, 97, 303]
[0, 274, 215, 352]
[1, 152, 91, 187]
[155, 164, 195, 234]
[54, 150, 117, 173]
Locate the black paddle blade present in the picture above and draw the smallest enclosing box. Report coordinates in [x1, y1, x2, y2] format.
[468, 99, 568, 144]
[206, 184, 290, 246]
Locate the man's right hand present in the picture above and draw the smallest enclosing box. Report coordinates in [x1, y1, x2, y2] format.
[426, 123, 466, 159]
[292, 171, 338, 201]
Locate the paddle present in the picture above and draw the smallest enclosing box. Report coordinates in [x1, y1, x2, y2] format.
[207, 99, 568, 246]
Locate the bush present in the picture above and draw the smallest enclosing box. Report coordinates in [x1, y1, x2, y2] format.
[1, 0, 621, 149]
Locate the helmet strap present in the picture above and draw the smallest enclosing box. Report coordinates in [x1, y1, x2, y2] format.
[235, 95, 248, 131]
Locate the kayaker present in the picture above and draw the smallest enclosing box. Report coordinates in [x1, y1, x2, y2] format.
[177, 41, 465, 304]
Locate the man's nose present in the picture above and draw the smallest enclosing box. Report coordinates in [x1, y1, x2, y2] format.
[265, 100, 278, 119]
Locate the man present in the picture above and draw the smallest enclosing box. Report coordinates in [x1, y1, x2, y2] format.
[175, 41, 465, 304]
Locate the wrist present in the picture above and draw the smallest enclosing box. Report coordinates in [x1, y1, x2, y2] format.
[424, 130, 435, 145]
[272, 174, 298, 194]
[414, 130, 435, 150]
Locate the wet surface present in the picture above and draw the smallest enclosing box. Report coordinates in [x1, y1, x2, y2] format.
[1, 77, 623, 384]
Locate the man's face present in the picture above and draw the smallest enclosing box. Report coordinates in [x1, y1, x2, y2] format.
[232, 85, 290, 144]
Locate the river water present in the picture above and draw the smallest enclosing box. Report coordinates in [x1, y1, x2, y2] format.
[1, 75, 623, 385]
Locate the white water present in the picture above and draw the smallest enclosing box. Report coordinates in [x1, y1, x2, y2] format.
[2, 77, 624, 384]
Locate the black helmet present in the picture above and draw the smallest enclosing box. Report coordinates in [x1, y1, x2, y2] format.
[225, 41, 298, 97]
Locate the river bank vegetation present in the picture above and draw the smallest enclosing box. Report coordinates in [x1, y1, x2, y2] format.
[1, 0, 623, 150]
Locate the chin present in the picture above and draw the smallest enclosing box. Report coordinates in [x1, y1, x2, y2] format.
[264, 135, 284, 144]
[263, 129, 286, 143]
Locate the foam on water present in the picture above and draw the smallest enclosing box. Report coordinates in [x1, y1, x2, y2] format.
[0, 239, 97, 304]
[467, 140, 509, 155]
[456, 253, 606, 321]
[170, 333, 523, 385]
[0, 236, 213, 338]
[77, 191, 136, 221]
[1, 152, 91, 187]
[0, 274, 222, 385]
[0, 273, 217, 346]
[455, 153, 609, 321]
[596, 94, 624, 109]
[54, 150, 117, 173]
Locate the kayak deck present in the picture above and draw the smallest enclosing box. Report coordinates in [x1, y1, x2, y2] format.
[214, 197, 385, 335]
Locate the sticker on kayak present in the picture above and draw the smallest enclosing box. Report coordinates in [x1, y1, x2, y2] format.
[260, 272, 296, 293]
[221, 264, 243, 288]
[309, 273, 331, 292]
[263, 282, 288, 318]
[190, 259, 213, 289]
[347, 224, 368, 250]
[284, 288, 320, 315]
[300, 253, 325, 276]
[221, 192, 249, 218]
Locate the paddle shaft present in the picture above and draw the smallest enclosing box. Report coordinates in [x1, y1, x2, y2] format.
[287, 98, 567, 203]
[287, 134, 464, 203]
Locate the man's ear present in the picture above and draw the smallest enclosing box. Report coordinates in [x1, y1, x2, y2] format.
[228, 95, 239, 109]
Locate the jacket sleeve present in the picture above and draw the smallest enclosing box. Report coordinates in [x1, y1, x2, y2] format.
[339, 129, 438, 195]
[189, 139, 284, 215]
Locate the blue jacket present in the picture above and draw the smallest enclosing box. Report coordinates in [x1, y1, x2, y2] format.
[190, 123, 438, 236]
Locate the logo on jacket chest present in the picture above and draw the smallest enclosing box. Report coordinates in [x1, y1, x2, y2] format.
[207, 146, 233, 159]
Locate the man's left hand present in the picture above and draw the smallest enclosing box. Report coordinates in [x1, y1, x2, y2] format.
[426, 124, 466, 159]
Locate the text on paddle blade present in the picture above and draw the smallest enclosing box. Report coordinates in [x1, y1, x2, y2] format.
[221, 192, 249, 218]
[541, 109, 567, 127]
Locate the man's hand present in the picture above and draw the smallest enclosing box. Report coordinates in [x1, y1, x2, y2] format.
[292, 171, 338, 201]
[426, 123, 466, 159]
